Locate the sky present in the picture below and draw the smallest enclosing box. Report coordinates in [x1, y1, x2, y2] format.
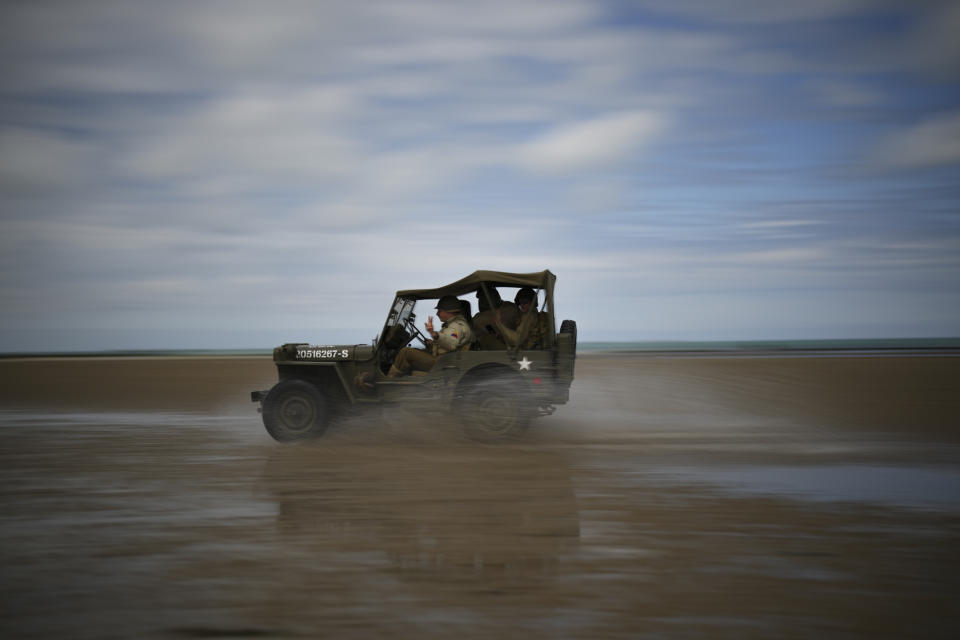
[1, 0, 959, 351]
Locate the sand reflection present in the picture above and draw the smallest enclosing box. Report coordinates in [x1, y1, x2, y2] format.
[259, 443, 580, 577]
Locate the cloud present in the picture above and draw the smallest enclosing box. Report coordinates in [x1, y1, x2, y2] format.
[630, 0, 875, 25]
[808, 80, 885, 107]
[121, 88, 362, 189]
[516, 111, 668, 173]
[0, 128, 103, 192]
[874, 111, 960, 168]
[739, 220, 818, 229]
[903, 1, 960, 78]
[373, 0, 596, 34]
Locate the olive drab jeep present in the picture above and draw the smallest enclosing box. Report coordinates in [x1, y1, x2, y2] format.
[251, 270, 577, 442]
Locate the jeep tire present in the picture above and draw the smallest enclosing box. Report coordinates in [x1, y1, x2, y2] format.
[262, 379, 330, 442]
[457, 374, 532, 442]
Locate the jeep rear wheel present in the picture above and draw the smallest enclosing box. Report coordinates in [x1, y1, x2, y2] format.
[262, 379, 330, 442]
[457, 375, 532, 442]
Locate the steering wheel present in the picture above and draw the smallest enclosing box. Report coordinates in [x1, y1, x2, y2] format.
[407, 317, 431, 348]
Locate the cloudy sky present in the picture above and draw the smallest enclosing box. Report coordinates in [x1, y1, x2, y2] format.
[1, 0, 959, 351]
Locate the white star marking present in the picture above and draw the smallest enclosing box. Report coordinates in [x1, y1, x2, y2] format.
[518, 357, 532, 371]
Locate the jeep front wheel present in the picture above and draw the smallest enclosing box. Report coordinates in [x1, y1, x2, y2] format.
[262, 379, 330, 442]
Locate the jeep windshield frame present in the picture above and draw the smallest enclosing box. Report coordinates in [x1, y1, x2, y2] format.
[386, 295, 416, 330]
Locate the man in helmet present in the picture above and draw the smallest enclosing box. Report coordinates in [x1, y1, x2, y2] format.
[496, 287, 549, 350]
[387, 295, 473, 377]
[471, 285, 508, 350]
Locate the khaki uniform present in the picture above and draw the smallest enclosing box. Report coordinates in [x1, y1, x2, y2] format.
[434, 314, 472, 354]
[497, 309, 549, 350]
[390, 346, 436, 375]
[471, 309, 502, 350]
[390, 313, 473, 375]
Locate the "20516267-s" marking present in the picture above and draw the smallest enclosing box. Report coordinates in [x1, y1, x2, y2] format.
[296, 348, 349, 359]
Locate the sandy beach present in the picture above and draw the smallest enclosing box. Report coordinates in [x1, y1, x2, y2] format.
[1, 352, 959, 638]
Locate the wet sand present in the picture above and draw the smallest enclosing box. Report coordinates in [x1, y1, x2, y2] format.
[1, 353, 959, 638]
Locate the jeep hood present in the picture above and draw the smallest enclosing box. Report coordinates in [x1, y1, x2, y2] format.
[274, 343, 375, 363]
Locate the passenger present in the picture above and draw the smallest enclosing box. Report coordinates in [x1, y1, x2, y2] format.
[475, 301, 520, 350]
[478, 285, 502, 312]
[497, 301, 521, 332]
[497, 287, 548, 350]
[471, 286, 503, 348]
[515, 287, 536, 310]
[388, 295, 473, 377]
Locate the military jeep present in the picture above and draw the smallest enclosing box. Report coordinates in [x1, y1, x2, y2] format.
[251, 270, 576, 442]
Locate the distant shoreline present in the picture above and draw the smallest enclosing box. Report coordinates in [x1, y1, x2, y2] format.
[578, 347, 960, 359]
[579, 338, 960, 351]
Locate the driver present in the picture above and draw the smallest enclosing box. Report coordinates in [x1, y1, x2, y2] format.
[387, 295, 473, 377]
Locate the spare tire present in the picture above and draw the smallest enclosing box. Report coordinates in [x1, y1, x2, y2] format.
[559, 319, 577, 350]
[557, 319, 577, 381]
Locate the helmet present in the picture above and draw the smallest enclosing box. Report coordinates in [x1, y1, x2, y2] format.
[476, 286, 502, 312]
[514, 287, 536, 306]
[435, 295, 462, 312]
